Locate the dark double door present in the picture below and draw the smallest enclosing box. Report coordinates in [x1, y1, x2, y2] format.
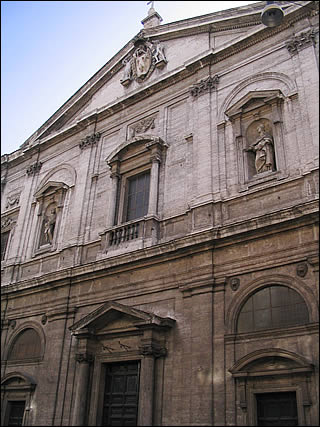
[256, 392, 298, 426]
[102, 361, 140, 426]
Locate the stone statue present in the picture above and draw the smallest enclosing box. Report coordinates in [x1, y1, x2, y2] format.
[152, 40, 166, 64]
[121, 57, 132, 84]
[246, 123, 275, 174]
[44, 208, 56, 244]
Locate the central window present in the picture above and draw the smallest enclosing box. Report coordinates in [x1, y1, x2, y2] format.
[125, 171, 150, 221]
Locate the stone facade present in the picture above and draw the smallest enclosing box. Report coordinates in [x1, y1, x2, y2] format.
[1, 2, 319, 426]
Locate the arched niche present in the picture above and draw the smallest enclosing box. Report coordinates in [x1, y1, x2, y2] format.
[225, 89, 287, 189]
[33, 181, 70, 254]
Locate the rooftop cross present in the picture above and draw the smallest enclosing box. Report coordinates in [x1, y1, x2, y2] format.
[147, 1, 155, 12]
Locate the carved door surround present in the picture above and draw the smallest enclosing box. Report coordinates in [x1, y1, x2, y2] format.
[1, 372, 36, 426]
[69, 301, 175, 426]
[229, 348, 314, 426]
[225, 90, 287, 191]
[33, 181, 69, 255]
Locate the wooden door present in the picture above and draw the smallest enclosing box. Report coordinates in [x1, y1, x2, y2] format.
[102, 361, 140, 426]
[256, 392, 298, 426]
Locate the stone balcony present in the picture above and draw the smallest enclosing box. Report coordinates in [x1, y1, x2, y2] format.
[99, 216, 160, 257]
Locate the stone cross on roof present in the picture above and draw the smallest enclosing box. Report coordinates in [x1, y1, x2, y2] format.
[142, 0, 162, 28]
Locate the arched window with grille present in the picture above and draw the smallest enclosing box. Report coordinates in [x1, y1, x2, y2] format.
[8, 328, 43, 362]
[237, 285, 309, 333]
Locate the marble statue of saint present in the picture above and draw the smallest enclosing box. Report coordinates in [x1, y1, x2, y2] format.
[44, 208, 56, 244]
[246, 123, 275, 174]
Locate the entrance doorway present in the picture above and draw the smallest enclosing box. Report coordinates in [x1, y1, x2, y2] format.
[256, 392, 298, 426]
[102, 361, 140, 426]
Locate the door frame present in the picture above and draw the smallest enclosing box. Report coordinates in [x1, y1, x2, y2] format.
[248, 385, 304, 426]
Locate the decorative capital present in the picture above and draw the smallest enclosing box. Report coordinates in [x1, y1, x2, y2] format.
[79, 132, 101, 150]
[75, 352, 94, 364]
[285, 29, 316, 55]
[139, 343, 167, 358]
[26, 161, 42, 176]
[190, 75, 219, 98]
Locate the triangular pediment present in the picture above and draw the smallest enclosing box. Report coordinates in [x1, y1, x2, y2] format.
[69, 301, 174, 336]
[17, 2, 298, 151]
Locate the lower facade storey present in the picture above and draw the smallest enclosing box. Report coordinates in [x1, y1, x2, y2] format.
[1, 218, 319, 426]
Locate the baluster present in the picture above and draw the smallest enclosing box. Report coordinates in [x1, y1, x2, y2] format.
[117, 228, 122, 244]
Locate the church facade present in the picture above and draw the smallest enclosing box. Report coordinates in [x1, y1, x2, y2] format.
[1, 2, 319, 426]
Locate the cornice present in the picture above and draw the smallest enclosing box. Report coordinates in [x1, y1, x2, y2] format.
[1, 199, 318, 296]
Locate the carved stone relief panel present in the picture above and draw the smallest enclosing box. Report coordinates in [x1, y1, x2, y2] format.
[120, 35, 167, 86]
[5, 191, 21, 210]
[127, 114, 157, 139]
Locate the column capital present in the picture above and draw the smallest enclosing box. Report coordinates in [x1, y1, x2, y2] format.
[139, 343, 167, 358]
[75, 352, 94, 364]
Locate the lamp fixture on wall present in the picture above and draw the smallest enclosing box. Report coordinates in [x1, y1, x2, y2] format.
[261, 1, 284, 27]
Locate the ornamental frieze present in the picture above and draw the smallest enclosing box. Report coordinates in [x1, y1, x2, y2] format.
[285, 29, 316, 55]
[120, 36, 167, 86]
[190, 75, 220, 97]
[79, 132, 101, 150]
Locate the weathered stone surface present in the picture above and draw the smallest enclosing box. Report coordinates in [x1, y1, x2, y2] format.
[1, 2, 319, 426]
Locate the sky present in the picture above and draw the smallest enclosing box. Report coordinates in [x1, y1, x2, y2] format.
[1, 1, 258, 155]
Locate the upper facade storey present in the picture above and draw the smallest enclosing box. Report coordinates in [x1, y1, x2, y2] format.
[1, 1, 319, 281]
[1, 1, 316, 156]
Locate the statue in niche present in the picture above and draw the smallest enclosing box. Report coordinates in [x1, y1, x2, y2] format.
[43, 207, 57, 244]
[246, 122, 275, 174]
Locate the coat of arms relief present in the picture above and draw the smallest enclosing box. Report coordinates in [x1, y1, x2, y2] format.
[121, 36, 167, 86]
